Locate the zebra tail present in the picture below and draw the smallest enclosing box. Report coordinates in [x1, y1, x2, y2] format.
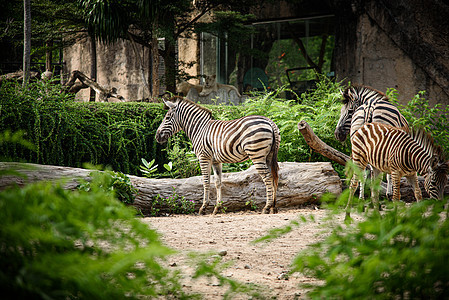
[270, 124, 281, 190]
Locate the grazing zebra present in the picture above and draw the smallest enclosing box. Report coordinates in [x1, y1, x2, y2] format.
[155, 96, 281, 215]
[334, 85, 410, 199]
[346, 122, 448, 218]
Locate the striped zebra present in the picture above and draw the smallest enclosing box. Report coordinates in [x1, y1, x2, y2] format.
[334, 85, 409, 199]
[346, 122, 448, 218]
[155, 96, 281, 215]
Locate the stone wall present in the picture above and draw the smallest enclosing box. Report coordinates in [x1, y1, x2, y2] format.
[334, 0, 449, 107]
[63, 35, 150, 102]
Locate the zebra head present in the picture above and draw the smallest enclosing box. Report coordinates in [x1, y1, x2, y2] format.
[334, 87, 360, 142]
[424, 154, 449, 200]
[155, 97, 182, 144]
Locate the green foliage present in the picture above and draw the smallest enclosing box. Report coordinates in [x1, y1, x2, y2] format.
[77, 169, 138, 204]
[164, 134, 201, 178]
[0, 80, 167, 176]
[0, 171, 195, 299]
[148, 187, 196, 217]
[140, 158, 158, 177]
[291, 200, 449, 299]
[211, 75, 350, 175]
[388, 88, 449, 155]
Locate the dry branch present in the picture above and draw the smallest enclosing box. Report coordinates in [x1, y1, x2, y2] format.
[297, 120, 350, 166]
[63, 70, 125, 102]
[0, 70, 39, 83]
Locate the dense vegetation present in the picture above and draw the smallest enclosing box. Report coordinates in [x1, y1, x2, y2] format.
[2, 76, 448, 180]
[0, 75, 350, 177]
[1, 75, 448, 298]
[0, 80, 167, 175]
[0, 167, 265, 299]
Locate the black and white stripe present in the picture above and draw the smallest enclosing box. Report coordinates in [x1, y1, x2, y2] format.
[346, 122, 448, 217]
[335, 85, 409, 199]
[335, 85, 409, 142]
[156, 96, 281, 214]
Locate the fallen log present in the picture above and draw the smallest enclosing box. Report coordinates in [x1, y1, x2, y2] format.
[0, 162, 342, 214]
[0, 70, 39, 83]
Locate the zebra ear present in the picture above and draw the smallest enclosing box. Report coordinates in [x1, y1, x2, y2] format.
[163, 99, 176, 110]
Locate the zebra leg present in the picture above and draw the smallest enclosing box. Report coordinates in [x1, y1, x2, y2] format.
[359, 165, 371, 201]
[212, 163, 223, 215]
[253, 162, 276, 214]
[346, 174, 359, 220]
[370, 168, 382, 211]
[198, 159, 212, 215]
[405, 174, 422, 202]
[386, 173, 393, 200]
[391, 171, 402, 202]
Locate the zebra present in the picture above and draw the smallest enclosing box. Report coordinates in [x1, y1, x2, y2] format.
[155, 96, 281, 215]
[346, 122, 448, 218]
[334, 85, 410, 199]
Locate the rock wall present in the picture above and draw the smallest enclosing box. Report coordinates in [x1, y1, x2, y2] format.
[63, 35, 150, 102]
[334, 0, 449, 107]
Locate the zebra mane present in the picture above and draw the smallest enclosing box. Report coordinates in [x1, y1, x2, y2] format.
[168, 96, 214, 119]
[409, 126, 444, 159]
[341, 85, 389, 105]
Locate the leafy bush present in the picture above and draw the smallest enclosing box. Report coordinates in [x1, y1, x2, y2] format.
[210, 75, 349, 175]
[388, 88, 449, 154]
[77, 169, 138, 204]
[0, 171, 192, 299]
[290, 200, 449, 299]
[0, 80, 167, 176]
[147, 187, 196, 217]
[2, 76, 348, 178]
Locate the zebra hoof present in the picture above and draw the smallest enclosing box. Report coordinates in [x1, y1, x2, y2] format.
[261, 207, 269, 214]
[270, 207, 278, 214]
[212, 207, 219, 215]
[198, 207, 206, 215]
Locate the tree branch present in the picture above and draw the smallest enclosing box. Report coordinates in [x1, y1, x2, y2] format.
[297, 120, 350, 166]
[62, 70, 125, 102]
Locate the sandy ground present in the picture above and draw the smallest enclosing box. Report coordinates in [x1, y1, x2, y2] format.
[142, 207, 358, 299]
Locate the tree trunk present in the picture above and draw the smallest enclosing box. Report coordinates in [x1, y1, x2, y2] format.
[22, 0, 31, 88]
[89, 34, 97, 102]
[163, 39, 176, 94]
[151, 34, 160, 101]
[128, 33, 151, 99]
[45, 40, 53, 72]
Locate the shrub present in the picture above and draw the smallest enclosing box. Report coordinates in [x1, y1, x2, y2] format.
[147, 187, 196, 217]
[2, 77, 349, 178]
[0, 80, 167, 176]
[0, 171, 192, 299]
[388, 88, 449, 155]
[209, 75, 349, 175]
[77, 169, 138, 204]
[290, 200, 449, 299]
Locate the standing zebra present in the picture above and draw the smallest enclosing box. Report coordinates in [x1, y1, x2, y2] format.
[334, 85, 409, 199]
[346, 122, 448, 218]
[155, 96, 281, 215]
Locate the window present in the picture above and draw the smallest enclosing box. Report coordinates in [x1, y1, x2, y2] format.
[199, 15, 335, 97]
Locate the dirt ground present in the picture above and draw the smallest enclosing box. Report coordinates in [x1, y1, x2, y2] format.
[142, 207, 359, 299]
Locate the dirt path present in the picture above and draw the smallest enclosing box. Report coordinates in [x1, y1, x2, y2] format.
[143, 208, 357, 299]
